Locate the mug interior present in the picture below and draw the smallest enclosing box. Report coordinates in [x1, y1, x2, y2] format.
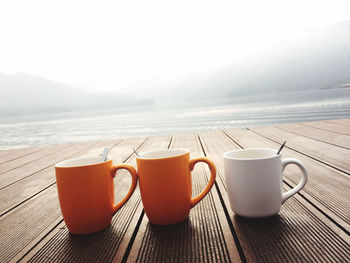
[55, 156, 111, 168]
[224, 148, 278, 160]
[138, 148, 189, 160]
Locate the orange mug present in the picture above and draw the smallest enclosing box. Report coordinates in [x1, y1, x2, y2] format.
[55, 156, 138, 234]
[136, 148, 216, 225]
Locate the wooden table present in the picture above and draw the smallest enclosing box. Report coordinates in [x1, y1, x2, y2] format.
[1, 119, 349, 262]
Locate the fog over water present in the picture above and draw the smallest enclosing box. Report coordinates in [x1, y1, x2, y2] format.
[1, 88, 349, 149]
[1, 1, 350, 149]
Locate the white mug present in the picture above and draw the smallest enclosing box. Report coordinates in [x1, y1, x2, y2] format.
[224, 148, 308, 218]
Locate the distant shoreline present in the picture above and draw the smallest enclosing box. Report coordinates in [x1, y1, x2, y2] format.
[0, 99, 155, 118]
[1, 88, 349, 150]
[321, 84, 350, 90]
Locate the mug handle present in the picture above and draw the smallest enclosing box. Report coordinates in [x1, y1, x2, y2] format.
[189, 157, 216, 208]
[110, 164, 138, 215]
[281, 158, 308, 204]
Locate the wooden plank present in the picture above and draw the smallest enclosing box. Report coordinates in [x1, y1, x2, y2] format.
[0, 143, 73, 175]
[0, 137, 147, 263]
[223, 128, 350, 232]
[328, 118, 350, 127]
[249, 125, 350, 174]
[199, 130, 350, 262]
[0, 147, 44, 164]
[275, 123, 350, 149]
[0, 186, 62, 263]
[127, 133, 241, 263]
[302, 120, 350, 135]
[0, 142, 99, 189]
[19, 135, 171, 263]
[0, 140, 120, 216]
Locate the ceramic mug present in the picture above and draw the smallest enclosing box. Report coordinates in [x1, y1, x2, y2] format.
[55, 157, 138, 234]
[136, 148, 216, 225]
[224, 148, 308, 218]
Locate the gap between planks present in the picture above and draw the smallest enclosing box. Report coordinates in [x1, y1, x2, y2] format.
[223, 129, 350, 234]
[125, 133, 242, 263]
[274, 123, 350, 150]
[17, 136, 169, 263]
[248, 127, 350, 176]
[223, 128, 350, 231]
[302, 120, 350, 136]
[0, 140, 122, 218]
[200, 129, 350, 262]
[4, 137, 149, 263]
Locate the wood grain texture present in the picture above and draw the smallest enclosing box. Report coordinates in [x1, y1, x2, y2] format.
[249, 126, 350, 174]
[0, 137, 147, 263]
[0, 143, 73, 175]
[223, 128, 350, 232]
[0, 186, 61, 263]
[199, 129, 350, 263]
[302, 120, 350, 136]
[0, 147, 46, 165]
[0, 119, 349, 263]
[0, 142, 98, 189]
[127, 133, 241, 263]
[0, 140, 121, 216]
[275, 122, 350, 149]
[21, 135, 171, 263]
[328, 118, 350, 127]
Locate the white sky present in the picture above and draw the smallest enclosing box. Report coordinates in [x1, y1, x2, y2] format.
[1, 0, 350, 93]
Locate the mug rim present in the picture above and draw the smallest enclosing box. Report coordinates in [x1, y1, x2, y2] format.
[55, 156, 112, 168]
[136, 148, 189, 160]
[223, 148, 280, 161]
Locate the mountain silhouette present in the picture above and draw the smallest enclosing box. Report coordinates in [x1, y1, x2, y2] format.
[134, 20, 350, 100]
[210, 20, 350, 97]
[0, 73, 153, 116]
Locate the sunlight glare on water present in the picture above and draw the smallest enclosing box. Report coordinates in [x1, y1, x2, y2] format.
[0, 89, 349, 149]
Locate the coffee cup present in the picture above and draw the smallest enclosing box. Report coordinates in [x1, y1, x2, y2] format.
[136, 148, 216, 225]
[224, 148, 308, 218]
[55, 157, 138, 234]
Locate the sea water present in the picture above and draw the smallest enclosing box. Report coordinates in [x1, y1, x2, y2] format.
[0, 89, 349, 149]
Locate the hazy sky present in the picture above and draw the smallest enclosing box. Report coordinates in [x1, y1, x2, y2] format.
[1, 0, 350, 93]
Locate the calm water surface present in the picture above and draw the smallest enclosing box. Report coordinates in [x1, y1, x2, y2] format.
[1, 89, 349, 149]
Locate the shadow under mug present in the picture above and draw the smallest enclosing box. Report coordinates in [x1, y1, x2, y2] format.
[224, 148, 308, 218]
[136, 148, 217, 225]
[55, 157, 138, 234]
